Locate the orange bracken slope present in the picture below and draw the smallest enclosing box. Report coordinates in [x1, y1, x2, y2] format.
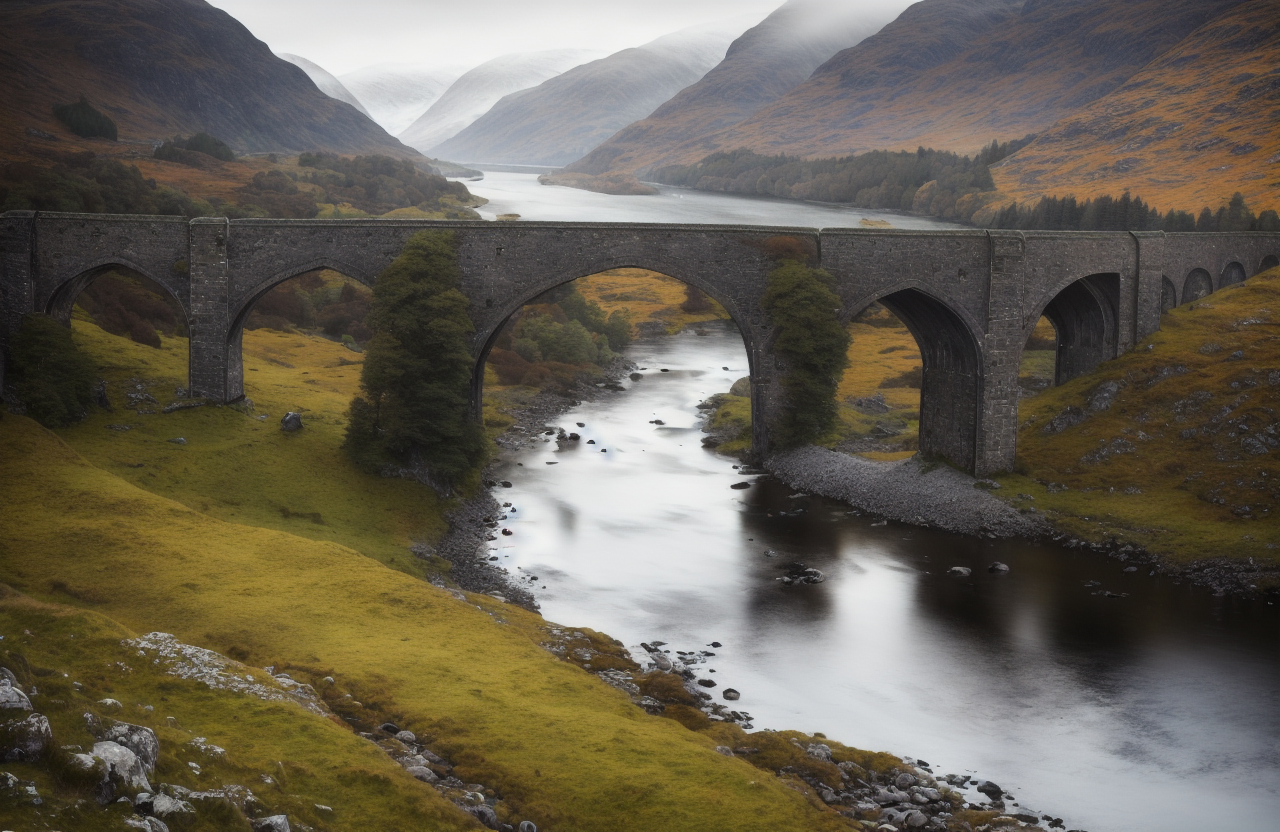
[992, 0, 1280, 213]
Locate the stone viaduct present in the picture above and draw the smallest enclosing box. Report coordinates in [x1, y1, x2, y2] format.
[2, 210, 1278, 475]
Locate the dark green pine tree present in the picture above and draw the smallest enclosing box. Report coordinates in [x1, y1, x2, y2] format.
[760, 260, 851, 447]
[344, 230, 484, 493]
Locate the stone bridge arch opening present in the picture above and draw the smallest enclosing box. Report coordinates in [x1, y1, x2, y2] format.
[841, 288, 982, 472]
[1034, 273, 1120, 386]
[1160, 276, 1178, 313]
[1184, 268, 1213, 303]
[47, 263, 191, 381]
[1261, 254, 1279, 272]
[475, 267, 754, 448]
[1221, 261, 1246, 288]
[223, 267, 374, 402]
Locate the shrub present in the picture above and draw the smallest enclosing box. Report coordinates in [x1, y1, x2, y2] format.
[52, 97, 117, 140]
[6, 314, 97, 427]
[761, 261, 850, 447]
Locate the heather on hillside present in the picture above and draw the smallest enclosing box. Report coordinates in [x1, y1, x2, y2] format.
[297, 151, 477, 216]
[0, 153, 204, 215]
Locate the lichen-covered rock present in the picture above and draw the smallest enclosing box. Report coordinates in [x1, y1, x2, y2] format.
[251, 815, 291, 832]
[0, 679, 32, 711]
[2, 712, 53, 761]
[151, 792, 196, 819]
[94, 740, 152, 792]
[92, 718, 160, 774]
[405, 764, 438, 783]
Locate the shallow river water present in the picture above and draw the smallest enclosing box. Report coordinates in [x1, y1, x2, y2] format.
[468, 174, 1280, 831]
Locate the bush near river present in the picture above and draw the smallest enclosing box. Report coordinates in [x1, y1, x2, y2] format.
[0, 310, 1000, 832]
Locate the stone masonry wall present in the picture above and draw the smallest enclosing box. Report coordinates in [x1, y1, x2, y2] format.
[3, 210, 1278, 475]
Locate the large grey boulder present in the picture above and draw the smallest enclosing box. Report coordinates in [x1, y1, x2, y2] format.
[94, 740, 152, 792]
[0, 679, 32, 711]
[2, 713, 53, 761]
[95, 719, 160, 774]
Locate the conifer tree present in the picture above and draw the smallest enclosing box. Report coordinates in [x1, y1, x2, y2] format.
[760, 260, 850, 447]
[344, 231, 484, 493]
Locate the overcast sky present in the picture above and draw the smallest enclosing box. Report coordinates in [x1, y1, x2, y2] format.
[205, 0, 915, 76]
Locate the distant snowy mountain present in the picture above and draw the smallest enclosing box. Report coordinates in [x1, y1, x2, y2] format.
[429, 18, 757, 166]
[340, 63, 463, 136]
[398, 49, 602, 155]
[276, 53, 371, 118]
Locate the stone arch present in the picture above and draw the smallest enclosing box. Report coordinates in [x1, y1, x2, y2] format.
[224, 260, 375, 398]
[228, 257, 377, 335]
[1184, 268, 1213, 303]
[1260, 254, 1279, 272]
[848, 286, 984, 473]
[469, 262, 762, 441]
[44, 259, 184, 326]
[1221, 261, 1246, 287]
[1032, 273, 1120, 385]
[1161, 276, 1177, 313]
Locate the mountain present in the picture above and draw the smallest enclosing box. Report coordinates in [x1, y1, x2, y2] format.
[339, 63, 463, 136]
[277, 53, 372, 119]
[992, 0, 1280, 212]
[428, 19, 752, 167]
[655, 0, 1250, 165]
[566, 0, 899, 175]
[0, 0, 416, 157]
[398, 49, 602, 155]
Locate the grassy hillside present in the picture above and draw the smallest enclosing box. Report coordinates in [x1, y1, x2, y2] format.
[998, 266, 1280, 570]
[1, 319, 925, 832]
[993, 0, 1280, 214]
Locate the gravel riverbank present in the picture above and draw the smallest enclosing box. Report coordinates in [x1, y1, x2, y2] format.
[765, 446, 1052, 539]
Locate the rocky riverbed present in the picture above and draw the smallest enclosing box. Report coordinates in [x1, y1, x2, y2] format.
[765, 447, 1052, 539]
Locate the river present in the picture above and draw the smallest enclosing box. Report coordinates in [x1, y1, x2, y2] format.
[466, 172, 1280, 832]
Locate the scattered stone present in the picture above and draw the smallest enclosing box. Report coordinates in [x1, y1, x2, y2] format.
[807, 743, 833, 762]
[947, 566, 972, 577]
[987, 562, 1010, 574]
[722, 688, 740, 701]
[696, 678, 717, 688]
[730, 481, 751, 489]
[161, 400, 204, 414]
[1087, 380, 1120, 412]
[1042, 406, 1087, 434]
[2, 712, 53, 761]
[379, 722, 401, 734]
[167, 437, 186, 445]
[151, 792, 196, 819]
[395, 729, 417, 743]
[466, 804, 500, 829]
[405, 765, 438, 783]
[715, 745, 734, 756]
[106, 423, 133, 431]
[98, 698, 123, 711]
[251, 815, 291, 832]
[280, 412, 303, 432]
[519, 822, 538, 832]
[778, 563, 824, 585]
[974, 779, 1004, 800]
[124, 817, 169, 832]
[0, 679, 32, 710]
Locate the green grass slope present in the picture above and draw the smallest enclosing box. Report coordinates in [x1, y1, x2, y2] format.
[1, 321, 903, 831]
[999, 266, 1280, 573]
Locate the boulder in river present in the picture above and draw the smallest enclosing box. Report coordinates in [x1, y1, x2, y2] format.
[947, 566, 972, 577]
[987, 562, 1010, 574]
[730, 482, 751, 490]
[722, 688, 740, 701]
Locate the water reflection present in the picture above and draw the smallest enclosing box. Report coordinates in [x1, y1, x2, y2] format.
[488, 322, 1280, 832]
